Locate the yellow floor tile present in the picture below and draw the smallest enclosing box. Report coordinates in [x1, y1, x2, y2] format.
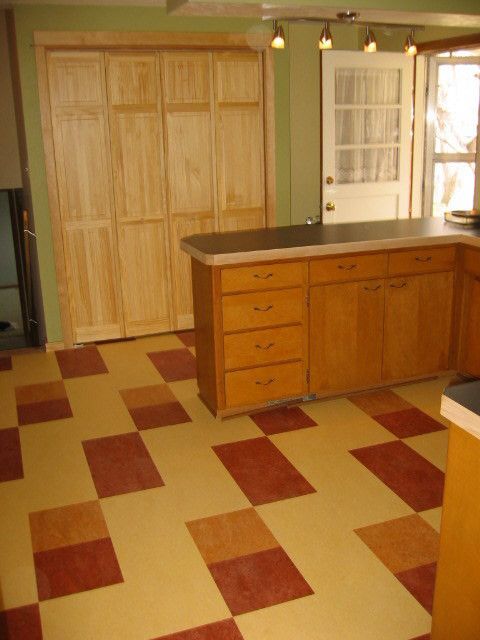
[403, 430, 449, 471]
[419, 507, 443, 532]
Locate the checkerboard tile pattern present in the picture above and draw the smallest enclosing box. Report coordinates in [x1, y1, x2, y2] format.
[15, 380, 72, 425]
[29, 501, 123, 600]
[120, 384, 191, 430]
[0, 335, 449, 639]
[187, 509, 313, 615]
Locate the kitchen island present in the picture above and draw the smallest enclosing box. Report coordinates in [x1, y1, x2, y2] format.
[181, 218, 480, 417]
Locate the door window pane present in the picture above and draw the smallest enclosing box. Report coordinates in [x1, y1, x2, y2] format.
[336, 148, 399, 184]
[432, 161, 475, 217]
[335, 68, 401, 105]
[335, 108, 400, 145]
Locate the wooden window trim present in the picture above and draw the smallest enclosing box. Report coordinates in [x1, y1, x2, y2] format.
[34, 31, 276, 348]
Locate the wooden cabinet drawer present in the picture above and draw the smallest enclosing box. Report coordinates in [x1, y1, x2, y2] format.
[222, 288, 303, 332]
[221, 262, 304, 293]
[388, 246, 455, 276]
[225, 361, 304, 407]
[463, 247, 480, 277]
[224, 325, 303, 371]
[310, 253, 386, 285]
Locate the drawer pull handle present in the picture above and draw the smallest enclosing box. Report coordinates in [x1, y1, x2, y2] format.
[338, 264, 357, 270]
[390, 282, 407, 289]
[364, 284, 381, 291]
[255, 378, 275, 386]
[415, 256, 432, 262]
[253, 273, 274, 280]
[253, 305, 273, 312]
[255, 342, 275, 350]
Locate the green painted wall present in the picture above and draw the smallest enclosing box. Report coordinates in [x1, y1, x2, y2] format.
[13, 5, 290, 342]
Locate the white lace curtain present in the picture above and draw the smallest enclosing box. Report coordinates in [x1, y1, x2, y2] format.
[335, 68, 401, 184]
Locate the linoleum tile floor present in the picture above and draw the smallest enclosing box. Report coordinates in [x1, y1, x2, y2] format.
[0, 333, 449, 639]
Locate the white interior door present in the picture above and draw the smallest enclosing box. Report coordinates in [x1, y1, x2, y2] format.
[321, 51, 414, 224]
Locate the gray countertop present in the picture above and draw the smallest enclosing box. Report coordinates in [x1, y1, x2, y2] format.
[441, 381, 480, 439]
[181, 217, 480, 265]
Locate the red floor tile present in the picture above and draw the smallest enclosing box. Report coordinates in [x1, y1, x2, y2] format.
[82, 432, 164, 498]
[396, 562, 437, 614]
[55, 345, 108, 379]
[0, 604, 43, 640]
[34, 537, 123, 600]
[0, 356, 12, 371]
[350, 440, 444, 511]
[153, 618, 244, 640]
[373, 408, 446, 439]
[176, 331, 195, 348]
[129, 402, 191, 430]
[0, 427, 23, 482]
[212, 437, 315, 506]
[250, 406, 317, 435]
[410, 635, 431, 640]
[17, 398, 73, 426]
[209, 547, 313, 615]
[148, 349, 197, 382]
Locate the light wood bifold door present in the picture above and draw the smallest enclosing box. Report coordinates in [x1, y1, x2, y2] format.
[45, 47, 271, 344]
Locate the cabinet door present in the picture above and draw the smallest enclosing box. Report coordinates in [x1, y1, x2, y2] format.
[383, 272, 454, 380]
[459, 273, 480, 377]
[47, 51, 123, 343]
[160, 52, 216, 330]
[309, 279, 384, 394]
[213, 52, 266, 232]
[106, 53, 172, 337]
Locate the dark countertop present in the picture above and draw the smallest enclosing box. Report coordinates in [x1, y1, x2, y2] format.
[181, 217, 480, 265]
[442, 381, 480, 439]
[444, 381, 480, 417]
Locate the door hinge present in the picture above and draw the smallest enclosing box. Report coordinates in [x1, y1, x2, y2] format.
[305, 294, 310, 307]
[306, 369, 310, 384]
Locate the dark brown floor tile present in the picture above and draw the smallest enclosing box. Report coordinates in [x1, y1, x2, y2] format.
[213, 437, 315, 506]
[29, 501, 109, 553]
[354, 514, 439, 574]
[373, 408, 446, 439]
[175, 331, 196, 348]
[348, 389, 412, 417]
[396, 562, 437, 614]
[0, 427, 23, 482]
[152, 618, 244, 640]
[187, 508, 278, 565]
[0, 603, 43, 640]
[82, 432, 164, 498]
[34, 537, 123, 600]
[0, 356, 12, 371]
[350, 440, 444, 511]
[55, 345, 108, 379]
[148, 349, 197, 382]
[209, 547, 313, 615]
[17, 398, 73, 426]
[250, 406, 317, 435]
[129, 402, 191, 430]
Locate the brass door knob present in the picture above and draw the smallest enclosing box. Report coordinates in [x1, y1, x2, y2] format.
[326, 176, 334, 185]
[325, 201, 336, 212]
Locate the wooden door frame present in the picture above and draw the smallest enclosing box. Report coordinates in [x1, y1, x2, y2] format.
[34, 30, 276, 348]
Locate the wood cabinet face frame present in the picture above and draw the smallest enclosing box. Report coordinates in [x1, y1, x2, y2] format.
[34, 31, 275, 347]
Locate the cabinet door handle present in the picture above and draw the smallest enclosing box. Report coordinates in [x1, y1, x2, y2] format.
[255, 342, 275, 350]
[389, 282, 407, 288]
[255, 378, 275, 386]
[253, 305, 273, 312]
[253, 272, 273, 280]
[415, 256, 432, 262]
[363, 284, 381, 291]
[338, 264, 357, 270]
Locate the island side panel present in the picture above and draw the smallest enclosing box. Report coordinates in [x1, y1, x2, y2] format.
[191, 257, 225, 413]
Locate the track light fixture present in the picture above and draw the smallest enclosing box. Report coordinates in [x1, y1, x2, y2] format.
[271, 20, 285, 49]
[319, 22, 333, 50]
[404, 29, 417, 56]
[364, 26, 377, 53]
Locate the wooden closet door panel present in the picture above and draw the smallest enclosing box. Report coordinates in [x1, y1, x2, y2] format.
[118, 222, 171, 335]
[213, 52, 265, 232]
[106, 52, 172, 336]
[47, 51, 123, 343]
[161, 52, 216, 329]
